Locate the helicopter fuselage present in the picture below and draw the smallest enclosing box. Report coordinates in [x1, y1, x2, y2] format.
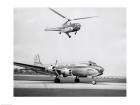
[44, 22, 81, 38]
[61, 23, 81, 33]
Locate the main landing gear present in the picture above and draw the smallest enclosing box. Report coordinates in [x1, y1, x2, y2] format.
[54, 76, 60, 83]
[74, 76, 80, 83]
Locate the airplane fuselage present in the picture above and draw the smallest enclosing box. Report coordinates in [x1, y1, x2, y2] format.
[70, 67, 100, 77]
[46, 64, 103, 78]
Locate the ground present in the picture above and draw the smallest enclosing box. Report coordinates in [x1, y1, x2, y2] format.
[14, 74, 126, 97]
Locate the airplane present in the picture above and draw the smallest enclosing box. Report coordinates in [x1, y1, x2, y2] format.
[14, 55, 104, 84]
[44, 8, 98, 38]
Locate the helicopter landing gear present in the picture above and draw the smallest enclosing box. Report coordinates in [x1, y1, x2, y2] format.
[54, 76, 60, 83]
[59, 31, 61, 34]
[66, 33, 71, 38]
[75, 31, 77, 35]
[68, 36, 71, 38]
[74, 76, 80, 83]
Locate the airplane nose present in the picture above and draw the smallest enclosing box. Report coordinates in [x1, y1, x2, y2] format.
[99, 68, 104, 74]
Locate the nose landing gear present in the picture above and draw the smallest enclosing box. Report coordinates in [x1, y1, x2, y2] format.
[92, 81, 96, 85]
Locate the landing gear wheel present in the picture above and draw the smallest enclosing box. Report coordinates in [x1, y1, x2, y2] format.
[54, 78, 60, 83]
[92, 81, 96, 85]
[68, 36, 71, 38]
[75, 77, 80, 83]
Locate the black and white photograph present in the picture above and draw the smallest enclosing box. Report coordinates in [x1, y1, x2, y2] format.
[14, 7, 126, 97]
[2, 0, 140, 105]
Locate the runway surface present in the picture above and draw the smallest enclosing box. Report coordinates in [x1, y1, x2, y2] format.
[14, 80, 126, 90]
[14, 75, 126, 97]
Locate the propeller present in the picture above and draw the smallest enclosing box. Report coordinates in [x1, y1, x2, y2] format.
[51, 60, 59, 76]
[49, 8, 98, 25]
[54, 60, 57, 66]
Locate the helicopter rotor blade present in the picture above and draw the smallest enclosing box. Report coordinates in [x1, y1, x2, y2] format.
[72, 16, 98, 20]
[49, 8, 70, 20]
[63, 20, 71, 25]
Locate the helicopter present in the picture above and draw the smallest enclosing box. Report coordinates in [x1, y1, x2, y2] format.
[44, 8, 98, 38]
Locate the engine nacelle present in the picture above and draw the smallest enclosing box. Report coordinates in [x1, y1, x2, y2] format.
[61, 68, 72, 77]
[45, 65, 55, 72]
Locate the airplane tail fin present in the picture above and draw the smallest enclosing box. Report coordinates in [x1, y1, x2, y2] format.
[34, 54, 43, 66]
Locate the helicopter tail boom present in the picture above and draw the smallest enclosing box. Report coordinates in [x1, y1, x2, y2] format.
[44, 27, 62, 31]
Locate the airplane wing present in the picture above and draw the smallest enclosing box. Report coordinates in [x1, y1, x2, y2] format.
[14, 62, 63, 75]
[14, 62, 45, 73]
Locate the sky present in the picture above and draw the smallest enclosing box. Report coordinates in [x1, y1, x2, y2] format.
[14, 8, 126, 76]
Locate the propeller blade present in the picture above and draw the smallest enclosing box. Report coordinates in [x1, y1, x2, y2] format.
[49, 8, 69, 20]
[54, 69, 59, 76]
[55, 60, 57, 66]
[72, 16, 98, 20]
